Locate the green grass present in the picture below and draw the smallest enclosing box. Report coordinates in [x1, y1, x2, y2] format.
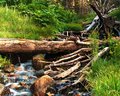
[0, 55, 10, 68]
[0, 6, 83, 39]
[88, 39, 120, 96]
[0, 6, 43, 39]
[64, 23, 83, 31]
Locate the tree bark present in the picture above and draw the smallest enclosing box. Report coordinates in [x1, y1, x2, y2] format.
[0, 38, 84, 53]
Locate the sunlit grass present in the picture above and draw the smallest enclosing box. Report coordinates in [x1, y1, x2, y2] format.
[0, 6, 42, 39]
[89, 59, 120, 96]
[88, 39, 120, 96]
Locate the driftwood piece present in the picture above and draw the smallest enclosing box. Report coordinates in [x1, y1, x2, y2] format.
[54, 54, 79, 64]
[90, 4, 116, 38]
[62, 48, 92, 58]
[54, 62, 81, 79]
[0, 38, 84, 53]
[45, 56, 86, 69]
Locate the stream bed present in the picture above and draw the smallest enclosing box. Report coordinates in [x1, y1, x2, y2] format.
[0, 60, 91, 96]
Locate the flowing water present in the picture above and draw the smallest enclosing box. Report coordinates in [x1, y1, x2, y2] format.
[2, 60, 36, 96]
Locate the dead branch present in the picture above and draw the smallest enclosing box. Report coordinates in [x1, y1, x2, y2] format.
[54, 62, 81, 79]
[54, 54, 79, 64]
[45, 56, 86, 69]
[62, 48, 92, 58]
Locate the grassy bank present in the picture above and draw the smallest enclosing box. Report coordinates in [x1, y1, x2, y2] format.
[88, 39, 120, 96]
[0, 7, 43, 39]
[0, 6, 84, 40]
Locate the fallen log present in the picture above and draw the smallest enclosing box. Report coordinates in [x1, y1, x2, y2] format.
[0, 38, 84, 53]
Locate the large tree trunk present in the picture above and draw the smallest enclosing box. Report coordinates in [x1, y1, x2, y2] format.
[0, 38, 86, 53]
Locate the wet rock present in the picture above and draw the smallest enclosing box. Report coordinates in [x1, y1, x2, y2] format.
[4, 64, 15, 73]
[9, 83, 21, 89]
[0, 83, 5, 95]
[35, 69, 45, 77]
[31, 75, 55, 96]
[1, 87, 11, 96]
[32, 54, 46, 70]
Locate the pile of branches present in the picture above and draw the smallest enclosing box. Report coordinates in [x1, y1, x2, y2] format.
[33, 45, 109, 95]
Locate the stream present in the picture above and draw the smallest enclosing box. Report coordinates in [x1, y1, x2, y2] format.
[1, 60, 36, 96]
[1, 60, 91, 96]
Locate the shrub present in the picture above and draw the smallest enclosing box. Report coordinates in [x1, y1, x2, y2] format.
[109, 38, 120, 59]
[17, 1, 79, 34]
[0, 0, 6, 5]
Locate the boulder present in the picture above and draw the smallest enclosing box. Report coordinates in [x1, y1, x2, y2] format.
[4, 64, 15, 73]
[31, 75, 55, 96]
[32, 55, 48, 70]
